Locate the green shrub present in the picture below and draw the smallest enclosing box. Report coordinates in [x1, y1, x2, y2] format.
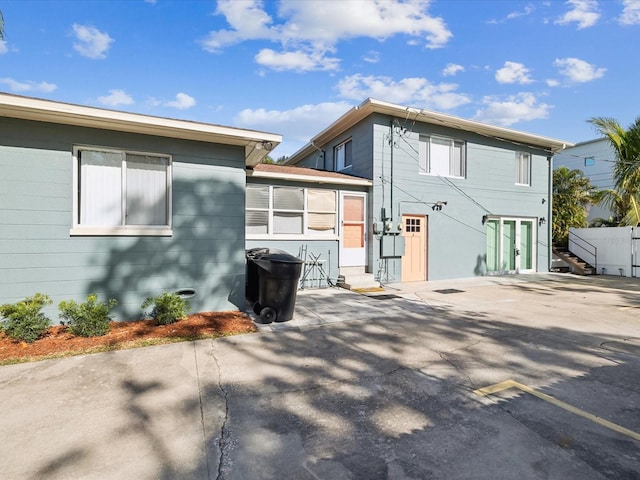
[141, 293, 190, 325]
[58, 294, 117, 337]
[0, 293, 53, 343]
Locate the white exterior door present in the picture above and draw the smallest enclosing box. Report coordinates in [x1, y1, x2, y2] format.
[486, 217, 536, 274]
[340, 193, 366, 267]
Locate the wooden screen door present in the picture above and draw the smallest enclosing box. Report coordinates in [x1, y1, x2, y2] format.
[401, 214, 427, 281]
[340, 193, 366, 267]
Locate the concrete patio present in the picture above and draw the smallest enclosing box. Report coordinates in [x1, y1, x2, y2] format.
[1, 273, 639, 479]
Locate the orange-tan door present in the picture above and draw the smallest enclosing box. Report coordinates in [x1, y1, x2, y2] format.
[401, 214, 427, 281]
[340, 193, 366, 267]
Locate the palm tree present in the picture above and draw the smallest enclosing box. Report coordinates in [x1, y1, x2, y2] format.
[552, 166, 597, 246]
[0, 10, 5, 41]
[589, 116, 640, 225]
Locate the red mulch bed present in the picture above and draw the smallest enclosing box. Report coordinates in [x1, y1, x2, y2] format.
[0, 311, 257, 364]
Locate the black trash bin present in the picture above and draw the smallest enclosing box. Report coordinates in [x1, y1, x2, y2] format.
[246, 248, 303, 323]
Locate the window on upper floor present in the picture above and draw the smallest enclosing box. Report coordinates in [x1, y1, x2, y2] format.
[419, 135, 466, 178]
[72, 147, 172, 236]
[516, 152, 531, 186]
[335, 139, 352, 172]
[246, 185, 337, 237]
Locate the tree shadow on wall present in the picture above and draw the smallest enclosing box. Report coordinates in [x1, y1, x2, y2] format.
[86, 178, 245, 319]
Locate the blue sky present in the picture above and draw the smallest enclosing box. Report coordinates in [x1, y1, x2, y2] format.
[1, 0, 638, 158]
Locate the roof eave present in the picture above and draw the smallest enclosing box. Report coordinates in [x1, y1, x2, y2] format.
[286, 98, 573, 164]
[247, 168, 372, 186]
[0, 93, 281, 166]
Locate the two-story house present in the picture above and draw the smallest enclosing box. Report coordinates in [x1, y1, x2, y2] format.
[285, 98, 572, 285]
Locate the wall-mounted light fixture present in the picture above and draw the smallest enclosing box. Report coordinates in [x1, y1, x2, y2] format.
[482, 214, 489, 225]
[255, 141, 274, 151]
[538, 217, 546, 226]
[431, 200, 447, 211]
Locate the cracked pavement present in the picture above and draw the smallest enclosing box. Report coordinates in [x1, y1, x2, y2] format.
[1, 273, 639, 479]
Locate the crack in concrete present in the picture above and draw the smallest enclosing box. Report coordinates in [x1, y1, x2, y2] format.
[193, 342, 211, 480]
[437, 350, 477, 390]
[211, 346, 230, 480]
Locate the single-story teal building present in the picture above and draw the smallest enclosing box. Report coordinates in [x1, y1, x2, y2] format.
[0, 93, 281, 319]
[246, 163, 372, 288]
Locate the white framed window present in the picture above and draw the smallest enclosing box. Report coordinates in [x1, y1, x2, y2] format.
[335, 139, 352, 171]
[307, 189, 337, 234]
[516, 152, 531, 186]
[273, 186, 304, 234]
[246, 185, 338, 238]
[246, 185, 270, 235]
[419, 135, 466, 178]
[71, 146, 172, 236]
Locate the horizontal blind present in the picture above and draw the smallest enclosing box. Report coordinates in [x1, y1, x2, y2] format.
[273, 187, 303, 210]
[247, 185, 269, 209]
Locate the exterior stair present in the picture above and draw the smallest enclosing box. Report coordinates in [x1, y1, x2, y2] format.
[552, 244, 595, 276]
[337, 267, 381, 291]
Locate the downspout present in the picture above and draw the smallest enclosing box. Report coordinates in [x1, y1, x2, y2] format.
[547, 154, 553, 272]
[389, 120, 394, 220]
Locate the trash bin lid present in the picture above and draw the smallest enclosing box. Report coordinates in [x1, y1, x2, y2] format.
[247, 247, 303, 264]
[261, 252, 303, 264]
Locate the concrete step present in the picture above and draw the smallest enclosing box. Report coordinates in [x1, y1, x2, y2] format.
[337, 273, 381, 291]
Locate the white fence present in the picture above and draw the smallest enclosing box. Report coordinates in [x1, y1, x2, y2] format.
[568, 226, 637, 277]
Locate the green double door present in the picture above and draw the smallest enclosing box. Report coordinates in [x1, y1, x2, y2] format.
[486, 218, 535, 273]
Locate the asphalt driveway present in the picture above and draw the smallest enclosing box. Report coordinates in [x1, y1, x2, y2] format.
[1, 273, 639, 479]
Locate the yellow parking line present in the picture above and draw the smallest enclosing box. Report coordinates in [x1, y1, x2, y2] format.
[474, 380, 640, 442]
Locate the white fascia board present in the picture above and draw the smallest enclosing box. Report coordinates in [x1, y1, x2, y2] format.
[247, 169, 372, 187]
[287, 98, 573, 164]
[0, 93, 281, 165]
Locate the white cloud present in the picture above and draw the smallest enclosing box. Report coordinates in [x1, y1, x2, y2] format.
[475, 93, 552, 126]
[488, 4, 535, 23]
[507, 4, 535, 20]
[164, 92, 196, 110]
[234, 101, 354, 156]
[98, 89, 134, 107]
[201, 0, 452, 72]
[200, 0, 276, 52]
[546, 78, 561, 87]
[553, 57, 606, 83]
[336, 74, 471, 111]
[72, 24, 113, 59]
[363, 50, 380, 64]
[442, 63, 464, 77]
[555, 0, 600, 29]
[0, 77, 57, 93]
[495, 61, 534, 84]
[276, 0, 452, 48]
[619, 0, 640, 25]
[0, 41, 7, 55]
[255, 48, 340, 72]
